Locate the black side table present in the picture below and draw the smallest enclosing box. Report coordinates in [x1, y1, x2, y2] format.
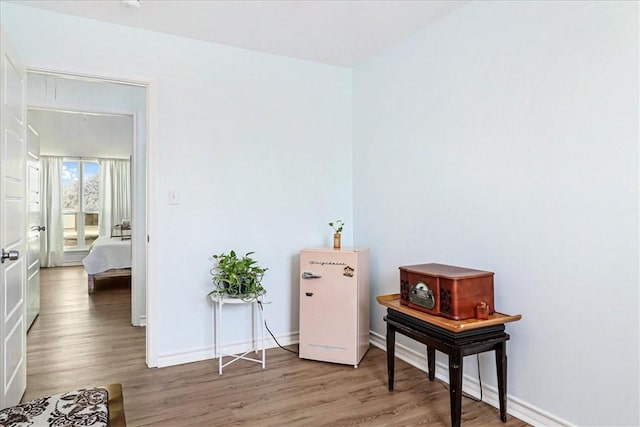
[378, 294, 521, 427]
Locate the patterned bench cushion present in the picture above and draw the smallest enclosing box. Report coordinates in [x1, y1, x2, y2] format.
[0, 384, 125, 427]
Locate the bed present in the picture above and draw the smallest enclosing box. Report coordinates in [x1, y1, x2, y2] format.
[82, 236, 132, 293]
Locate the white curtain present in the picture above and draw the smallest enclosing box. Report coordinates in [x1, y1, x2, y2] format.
[40, 156, 64, 267]
[98, 159, 131, 237]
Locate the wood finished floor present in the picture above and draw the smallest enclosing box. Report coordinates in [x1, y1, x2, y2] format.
[26, 266, 529, 426]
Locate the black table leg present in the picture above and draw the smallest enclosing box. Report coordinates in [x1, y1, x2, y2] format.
[496, 341, 508, 422]
[384, 309, 512, 426]
[386, 321, 396, 392]
[427, 346, 435, 381]
[449, 349, 463, 427]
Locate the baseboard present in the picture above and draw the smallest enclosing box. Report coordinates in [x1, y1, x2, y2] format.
[265, 331, 299, 351]
[369, 331, 572, 427]
[61, 260, 84, 267]
[61, 250, 88, 266]
[156, 332, 299, 368]
[157, 346, 214, 368]
[134, 315, 146, 327]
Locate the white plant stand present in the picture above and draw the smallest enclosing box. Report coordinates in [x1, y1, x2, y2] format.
[210, 294, 266, 375]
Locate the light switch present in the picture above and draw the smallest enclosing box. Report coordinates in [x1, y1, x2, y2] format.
[168, 189, 179, 205]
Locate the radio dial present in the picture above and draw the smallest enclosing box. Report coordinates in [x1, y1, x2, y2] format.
[410, 281, 435, 309]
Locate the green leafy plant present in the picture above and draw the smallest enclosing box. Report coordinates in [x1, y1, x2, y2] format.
[209, 250, 268, 300]
[329, 219, 344, 233]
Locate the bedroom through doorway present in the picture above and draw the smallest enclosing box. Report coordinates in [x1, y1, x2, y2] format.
[25, 70, 148, 349]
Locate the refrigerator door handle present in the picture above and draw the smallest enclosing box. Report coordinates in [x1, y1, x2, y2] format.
[302, 272, 321, 279]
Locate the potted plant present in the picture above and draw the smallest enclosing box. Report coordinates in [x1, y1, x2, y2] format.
[329, 219, 344, 249]
[209, 250, 268, 300]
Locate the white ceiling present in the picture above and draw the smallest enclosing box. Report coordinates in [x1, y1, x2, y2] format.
[29, 108, 133, 159]
[12, 0, 466, 67]
[26, 72, 143, 159]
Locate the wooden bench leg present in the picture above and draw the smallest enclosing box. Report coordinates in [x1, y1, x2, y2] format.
[386, 320, 396, 391]
[427, 346, 435, 381]
[496, 341, 508, 422]
[449, 350, 463, 427]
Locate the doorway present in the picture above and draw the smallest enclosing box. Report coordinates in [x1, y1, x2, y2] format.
[26, 70, 148, 332]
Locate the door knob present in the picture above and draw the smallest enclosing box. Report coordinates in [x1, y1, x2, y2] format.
[1, 249, 19, 264]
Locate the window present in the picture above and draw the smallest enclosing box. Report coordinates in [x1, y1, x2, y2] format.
[62, 159, 100, 249]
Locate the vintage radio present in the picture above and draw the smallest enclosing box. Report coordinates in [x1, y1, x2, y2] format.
[399, 263, 494, 320]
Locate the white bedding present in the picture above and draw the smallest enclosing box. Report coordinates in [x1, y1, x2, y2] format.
[82, 237, 132, 275]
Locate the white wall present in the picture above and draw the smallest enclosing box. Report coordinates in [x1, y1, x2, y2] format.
[353, 1, 638, 426]
[2, 4, 353, 365]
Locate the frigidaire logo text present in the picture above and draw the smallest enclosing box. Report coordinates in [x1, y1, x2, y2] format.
[309, 260, 347, 266]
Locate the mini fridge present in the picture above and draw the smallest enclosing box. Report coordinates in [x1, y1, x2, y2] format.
[299, 247, 370, 367]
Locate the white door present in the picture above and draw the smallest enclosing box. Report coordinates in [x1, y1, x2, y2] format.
[26, 124, 41, 330]
[0, 29, 27, 409]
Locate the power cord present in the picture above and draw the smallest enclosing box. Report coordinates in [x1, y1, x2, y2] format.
[258, 301, 299, 355]
[256, 300, 484, 400]
[462, 354, 483, 402]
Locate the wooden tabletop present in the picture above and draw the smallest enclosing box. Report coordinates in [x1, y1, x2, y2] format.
[376, 294, 522, 333]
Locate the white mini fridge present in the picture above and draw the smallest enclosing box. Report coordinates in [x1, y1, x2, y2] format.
[299, 247, 370, 367]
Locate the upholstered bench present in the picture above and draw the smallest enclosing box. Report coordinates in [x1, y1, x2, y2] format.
[0, 384, 126, 427]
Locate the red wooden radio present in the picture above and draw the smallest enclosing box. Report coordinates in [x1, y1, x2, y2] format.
[399, 263, 494, 320]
